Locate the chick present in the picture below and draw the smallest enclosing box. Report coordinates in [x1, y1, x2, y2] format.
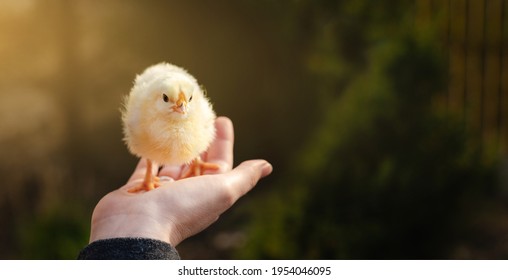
[122, 62, 218, 193]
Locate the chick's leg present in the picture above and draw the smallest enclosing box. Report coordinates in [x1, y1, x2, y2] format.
[128, 159, 161, 193]
[181, 157, 220, 179]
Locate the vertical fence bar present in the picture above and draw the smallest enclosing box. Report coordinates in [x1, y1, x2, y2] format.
[447, 0, 452, 109]
[464, 0, 486, 140]
[448, 0, 467, 117]
[483, 0, 503, 156]
[463, 0, 469, 124]
[501, 0, 508, 155]
[480, 0, 487, 145]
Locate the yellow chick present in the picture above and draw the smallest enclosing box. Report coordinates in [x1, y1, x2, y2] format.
[122, 62, 218, 193]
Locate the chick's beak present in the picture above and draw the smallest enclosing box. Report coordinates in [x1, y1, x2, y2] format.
[172, 91, 188, 114]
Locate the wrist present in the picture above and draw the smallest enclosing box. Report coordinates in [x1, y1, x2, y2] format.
[89, 213, 171, 245]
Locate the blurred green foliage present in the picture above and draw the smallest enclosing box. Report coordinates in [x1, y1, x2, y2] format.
[239, 0, 504, 259]
[18, 205, 89, 259]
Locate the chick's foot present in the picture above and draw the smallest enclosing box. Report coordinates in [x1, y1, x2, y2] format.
[181, 158, 220, 179]
[128, 159, 161, 193]
[127, 176, 161, 193]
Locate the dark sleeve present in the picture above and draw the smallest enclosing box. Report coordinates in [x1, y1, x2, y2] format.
[77, 238, 180, 260]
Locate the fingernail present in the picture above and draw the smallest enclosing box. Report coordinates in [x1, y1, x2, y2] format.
[261, 161, 273, 177]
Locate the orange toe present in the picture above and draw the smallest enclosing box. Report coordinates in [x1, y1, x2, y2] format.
[181, 158, 220, 179]
[128, 176, 161, 193]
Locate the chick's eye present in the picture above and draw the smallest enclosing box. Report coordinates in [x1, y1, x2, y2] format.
[162, 94, 169, 103]
[189, 95, 193, 102]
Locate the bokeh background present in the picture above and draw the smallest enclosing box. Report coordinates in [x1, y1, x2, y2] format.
[0, 0, 507, 259]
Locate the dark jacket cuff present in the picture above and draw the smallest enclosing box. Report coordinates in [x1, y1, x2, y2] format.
[78, 237, 180, 260]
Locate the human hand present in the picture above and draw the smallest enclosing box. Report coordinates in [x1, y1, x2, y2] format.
[88, 117, 273, 246]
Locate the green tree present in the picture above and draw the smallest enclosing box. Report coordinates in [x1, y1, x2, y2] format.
[240, 0, 501, 259]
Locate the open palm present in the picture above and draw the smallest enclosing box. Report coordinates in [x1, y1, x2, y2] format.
[88, 117, 272, 246]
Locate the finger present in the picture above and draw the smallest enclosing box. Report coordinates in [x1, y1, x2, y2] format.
[127, 158, 160, 183]
[203, 116, 234, 174]
[222, 160, 273, 200]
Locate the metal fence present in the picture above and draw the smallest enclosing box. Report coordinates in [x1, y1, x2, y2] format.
[415, 0, 508, 157]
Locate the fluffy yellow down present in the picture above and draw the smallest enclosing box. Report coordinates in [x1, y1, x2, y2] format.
[121, 62, 216, 165]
